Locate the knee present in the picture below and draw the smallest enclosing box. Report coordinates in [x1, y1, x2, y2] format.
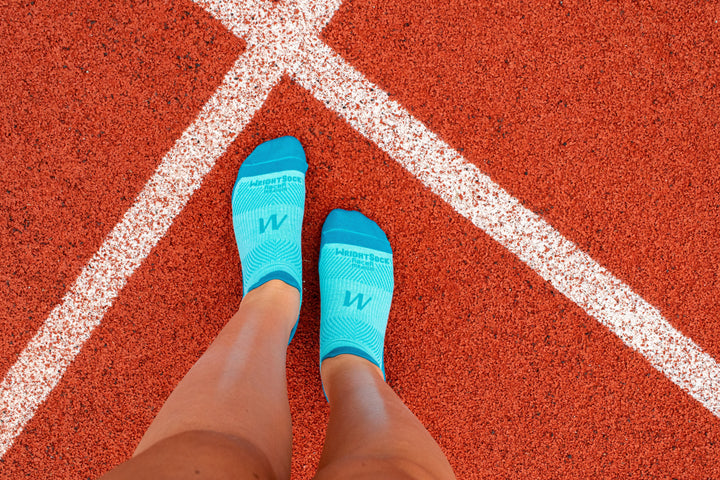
[168, 430, 278, 479]
[314, 456, 437, 480]
[106, 430, 278, 480]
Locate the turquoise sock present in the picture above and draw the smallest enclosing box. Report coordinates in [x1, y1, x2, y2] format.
[231, 136, 306, 342]
[319, 209, 394, 383]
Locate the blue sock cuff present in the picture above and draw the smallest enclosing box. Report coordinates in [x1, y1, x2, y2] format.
[246, 270, 302, 297]
[322, 346, 386, 379]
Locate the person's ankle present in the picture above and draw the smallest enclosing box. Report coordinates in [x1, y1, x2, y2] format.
[251, 279, 300, 299]
[320, 354, 384, 395]
[243, 279, 300, 337]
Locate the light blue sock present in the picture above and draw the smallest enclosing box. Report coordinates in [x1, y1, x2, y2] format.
[319, 209, 394, 384]
[231, 136, 306, 342]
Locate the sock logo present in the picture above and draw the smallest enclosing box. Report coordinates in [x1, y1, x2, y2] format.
[343, 290, 372, 310]
[259, 214, 287, 233]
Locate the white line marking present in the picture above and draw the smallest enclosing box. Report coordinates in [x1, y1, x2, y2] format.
[3, 0, 719, 460]
[291, 36, 720, 417]
[204, 0, 720, 418]
[0, 49, 283, 457]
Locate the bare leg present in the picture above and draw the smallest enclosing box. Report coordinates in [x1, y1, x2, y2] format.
[101, 280, 299, 480]
[314, 354, 456, 480]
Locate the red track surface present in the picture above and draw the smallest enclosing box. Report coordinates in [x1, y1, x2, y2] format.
[1, 0, 719, 478]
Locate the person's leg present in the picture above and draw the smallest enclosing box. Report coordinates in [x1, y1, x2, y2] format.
[314, 209, 455, 479]
[101, 136, 308, 480]
[102, 280, 299, 480]
[315, 354, 456, 480]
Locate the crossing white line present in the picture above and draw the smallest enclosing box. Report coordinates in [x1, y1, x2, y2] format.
[0, 49, 283, 457]
[291, 36, 720, 418]
[2, 0, 719, 461]
[205, 0, 720, 418]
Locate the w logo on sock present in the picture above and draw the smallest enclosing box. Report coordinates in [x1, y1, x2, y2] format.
[259, 214, 287, 233]
[343, 290, 372, 311]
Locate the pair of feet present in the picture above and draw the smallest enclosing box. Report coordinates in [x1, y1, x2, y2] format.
[231, 136, 394, 388]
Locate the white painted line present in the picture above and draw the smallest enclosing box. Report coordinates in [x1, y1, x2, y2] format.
[197, 0, 342, 73]
[196, 0, 340, 41]
[290, 37, 720, 417]
[0, 49, 283, 457]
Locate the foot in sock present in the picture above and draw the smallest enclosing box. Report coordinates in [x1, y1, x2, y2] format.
[319, 209, 394, 386]
[231, 136, 307, 342]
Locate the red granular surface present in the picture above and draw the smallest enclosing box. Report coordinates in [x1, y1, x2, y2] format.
[2, 0, 719, 479]
[0, 0, 242, 376]
[323, 0, 720, 360]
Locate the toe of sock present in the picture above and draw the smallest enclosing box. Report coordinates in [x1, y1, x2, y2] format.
[321, 209, 392, 254]
[237, 136, 308, 178]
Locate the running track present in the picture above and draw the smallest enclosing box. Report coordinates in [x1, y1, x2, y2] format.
[1, 0, 719, 478]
